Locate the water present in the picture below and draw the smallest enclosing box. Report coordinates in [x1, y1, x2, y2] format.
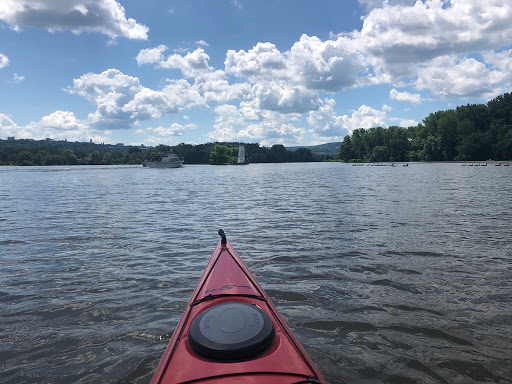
[1, 163, 511, 384]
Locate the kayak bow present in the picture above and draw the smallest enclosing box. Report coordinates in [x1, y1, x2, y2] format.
[151, 230, 325, 384]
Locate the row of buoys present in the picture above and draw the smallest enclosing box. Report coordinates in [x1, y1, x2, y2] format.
[462, 163, 510, 166]
[351, 163, 409, 167]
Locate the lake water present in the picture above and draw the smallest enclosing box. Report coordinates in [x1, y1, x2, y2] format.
[1, 162, 511, 384]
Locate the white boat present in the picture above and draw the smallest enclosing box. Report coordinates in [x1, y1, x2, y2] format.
[235, 145, 249, 165]
[143, 149, 184, 168]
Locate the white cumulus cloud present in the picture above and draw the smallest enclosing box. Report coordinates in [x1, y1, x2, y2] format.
[346, 105, 388, 130]
[352, 0, 512, 83]
[208, 104, 305, 145]
[12, 73, 25, 82]
[132, 1, 512, 144]
[358, 0, 415, 12]
[416, 56, 497, 98]
[484, 49, 512, 90]
[225, 42, 289, 82]
[0, 111, 110, 142]
[0, 0, 148, 39]
[151, 123, 196, 137]
[251, 82, 320, 114]
[225, 36, 366, 93]
[308, 98, 388, 142]
[307, 98, 350, 139]
[0, 53, 9, 68]
[223, 37, 364, 115]
[390, 89, 422, 103]
[137, 46, 253, 105]
[66, 69, 205, 129]
[194, 70, 252, 104]
[288, 35, 367, 92]
[139, 47, 212, 77]
[399, 119, 419, 127]
[17, 0, 510, 144]
[0, 113, 21, 137]
[35, 110, 88, 131]
[136, 45, 168, 66]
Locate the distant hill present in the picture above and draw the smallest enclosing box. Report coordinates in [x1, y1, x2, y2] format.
[0, 138, 144, 154]
[286, 142, 341, 156]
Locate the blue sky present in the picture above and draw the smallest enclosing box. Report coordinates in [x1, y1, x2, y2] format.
[1, 0, 512, 146]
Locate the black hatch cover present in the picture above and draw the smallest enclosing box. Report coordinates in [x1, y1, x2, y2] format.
[188, 301, 275, 361]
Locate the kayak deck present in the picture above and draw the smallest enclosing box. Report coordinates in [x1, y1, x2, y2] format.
[151, 236, 325, 384]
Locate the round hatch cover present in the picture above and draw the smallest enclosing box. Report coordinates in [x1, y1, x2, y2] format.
[189, 302, 275, 361]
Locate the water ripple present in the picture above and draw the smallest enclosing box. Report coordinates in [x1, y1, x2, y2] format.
[1, 163, 511, 383]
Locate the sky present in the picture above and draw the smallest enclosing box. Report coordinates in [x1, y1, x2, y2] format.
[1, 0, 512, 147]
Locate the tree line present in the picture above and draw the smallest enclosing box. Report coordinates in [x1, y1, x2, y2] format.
[0, 140, 324, 166]
[173, 142, 324, 164]
[0, 144, 149, 166]
[337, 92, 512, 162]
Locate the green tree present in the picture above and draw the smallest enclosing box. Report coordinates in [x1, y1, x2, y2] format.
[371, 146, 389, 162]
[18, 151, 34, 166]
[420, 136, 442, 161]
[89, 151, 103, 165]
[363, 127, 386, 157]
[269, 144, 287, 162]
[488, 93, 512, 126]
[209, 144, 230, 164]
[423, 110, 458, 160]
[350, 129, 366, 160]
[386, 126, 410, 161]
[456, 103, 490, 132]
[437, 112, 458, 160]
[154, 144, 171, 154]
[101, 153, 113, 165]
[61, 149, 79, 165]
[337, 136, 354, 161]
[494, 126, 512, 160]
[293, 148, 315, 162]
[457, 132, 492, 160]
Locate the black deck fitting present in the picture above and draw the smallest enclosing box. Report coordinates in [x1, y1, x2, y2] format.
[218, 229, 227, 245]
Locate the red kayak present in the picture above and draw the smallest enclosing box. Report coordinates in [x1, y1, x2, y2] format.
[151, 230, 325, 383]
